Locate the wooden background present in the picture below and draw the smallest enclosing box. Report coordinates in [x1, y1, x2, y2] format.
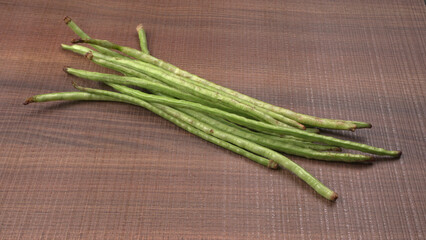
[1, 0, 425, 239]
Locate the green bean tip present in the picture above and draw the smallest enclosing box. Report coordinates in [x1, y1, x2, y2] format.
[71, 38, 84, 44]
[395, 151, 402, 158]
[85, 51, 94, 60]
[23, 97, 34, 105]
[63, 16, 71, 24]
[71, 80, 80, 89]
[267, 160, 279, 169]
[330, 192, 338, 201]
[333, 147, 342, 152]
[63, 66, 70, 73]
[136, 24, 144, 32]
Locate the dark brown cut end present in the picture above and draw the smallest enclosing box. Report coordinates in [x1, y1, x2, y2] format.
[330, 192, 338, 201]
[396, 151, 402, 158]
[85, 51, 94, 60]
[136, 24, 144, 32]
[71, 81, 79, 89]
[267, 160, 278, 169]
[71, 38, 84, 44]
[366, 123, 373, 128]
[23, 97, 34, 105]
[63, 16, 71, 24]
[63, 66, 70, 73]
[334, 147, 343, 152]
[364, 156, 375, 163]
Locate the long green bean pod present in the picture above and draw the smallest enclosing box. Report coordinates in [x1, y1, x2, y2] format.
[137, 24, 150, 55]
[23, 91, 117, 104]
[103, 85, 338, 200]
[65, 66, 235, 113]
[72, 39, 303, 129]
[77, 83, 400, 157]
[180, 109, 371, 162]
[71, 80, 287, 131]
[74, 37, 371, 130]
[67, 46, 291, 128]
[26, 87, 337, 200]
[63, 17, 124, 58]
[23, 91, 278, 170]
[79, 56, 255, 119]
[217, 119, 340, 151]
[153, 103, 338, 200]
[61, 44, 312, 131]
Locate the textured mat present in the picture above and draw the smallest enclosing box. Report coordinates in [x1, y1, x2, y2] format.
[0, 0, 425, 239]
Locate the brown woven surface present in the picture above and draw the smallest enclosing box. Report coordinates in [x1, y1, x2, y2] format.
[1, 0, 425, 239]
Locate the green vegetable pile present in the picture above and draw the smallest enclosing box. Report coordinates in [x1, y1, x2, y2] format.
[24, 17, 401, 201]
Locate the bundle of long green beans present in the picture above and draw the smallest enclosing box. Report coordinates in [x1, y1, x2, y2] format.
[24, 17, 401, 201]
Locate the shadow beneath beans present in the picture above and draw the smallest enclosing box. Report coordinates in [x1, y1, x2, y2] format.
[371, 154, 402, 162]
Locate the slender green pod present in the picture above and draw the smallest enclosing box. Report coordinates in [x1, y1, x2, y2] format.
[65, 67, 232, 112]
[78, 56, 254, 118]
[61, 45, 255, 119]
[25, 88, 337, 200]
[61, 47, 399, 156]
[67, 45, 289, 127]
[98, 84, 337, 200]
[75, 37, 371, 130]
[60, 44, 311, 130]
[82, 84, 400, 157]
[23, 91, 278, 170]
[181, 109, 371, 162]
[213, 118, 340, 151]
[63, 17, 124, 58]
[152, 103, 337, 200]
[71, 80, 288, 130]
[137, 24, 150, 54]
[23, 91, 117, 104]
[72, 39, 303, 129]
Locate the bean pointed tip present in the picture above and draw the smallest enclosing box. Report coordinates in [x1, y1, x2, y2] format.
[23, 97, 34, 105]
[85, 51, 94, 60]
[396, 151, 402, 158]
[71, 38, 84, 44]
[363, 156, 375, 163]
[136, 24, 144, 31]
[267, 160, 279, 170]
[63, 16, 71, 24]
[71, 80, 79, 89]
[333, 147, 342, 152]
[330, 192, 338, 201]
[63, 66, 70, 73]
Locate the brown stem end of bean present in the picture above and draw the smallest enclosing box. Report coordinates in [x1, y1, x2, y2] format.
[85, 51, 94, 60]
[268, 160, 279, 170]
[333, 147, 342, 152]
[136, 24, 144, 32]
[71, 38, 84, 44]
[63, 16, 71, 25]
[330, 192, 338, 201]
[23, 97, 34, 105]
[63, 66, 70, 73]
